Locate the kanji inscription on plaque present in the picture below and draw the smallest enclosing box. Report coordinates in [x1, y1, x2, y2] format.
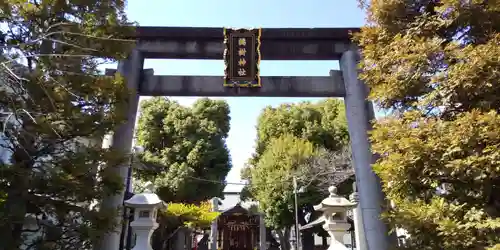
[223, 28, 261, 87]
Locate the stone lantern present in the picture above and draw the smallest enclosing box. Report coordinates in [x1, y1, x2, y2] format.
[313, 186, 357, 250]
[124, 182, 164, 250]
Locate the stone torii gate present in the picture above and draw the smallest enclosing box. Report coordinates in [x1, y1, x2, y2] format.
[97, 26, 391, 250]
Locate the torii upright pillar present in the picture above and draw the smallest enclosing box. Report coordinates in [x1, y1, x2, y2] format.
[340, 49, 391, 250]
[210, 197, 220, 250]
[95, 49, 144, 250]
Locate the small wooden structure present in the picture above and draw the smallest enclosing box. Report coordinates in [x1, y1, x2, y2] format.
[217, 204, 260, 250]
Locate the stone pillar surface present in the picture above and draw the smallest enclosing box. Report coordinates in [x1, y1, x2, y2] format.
[96, 49, 144, 250]
[340, 50, 390, 250]
[349, 182, 367, 250]
[259, 213, 266, 250]
[210, 197, 219, 250]
[323, 224, 350, 250]
[175, 228, 185, 250]
[329, 232, 348, 250]
[132, 222, 158, 250]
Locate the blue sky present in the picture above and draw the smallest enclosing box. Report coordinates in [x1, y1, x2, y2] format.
[116, 0, 367, 192]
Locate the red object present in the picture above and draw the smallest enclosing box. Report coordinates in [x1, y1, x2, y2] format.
[192, 235, 197, 250]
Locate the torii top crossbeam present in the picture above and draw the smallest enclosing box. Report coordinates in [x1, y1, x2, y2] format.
[128, 26, 360, 60]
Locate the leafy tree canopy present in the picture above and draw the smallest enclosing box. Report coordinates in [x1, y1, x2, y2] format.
[356, 0, 499, 116]
[162, 201, 219, 229]
[241, 99, 351, 250]
[242, 99, 350, 200]
[251, 99, 348, 164]
[135, 97, 232, 203]
[248, 135, 354, 228]
[249, 134, 317, 229]
[356, 0, 500, 249]
[246, 133, 353, 250]
[372, 110, 500, 249]
[0, 0, 135, 249]
[152, 201, 219, 250]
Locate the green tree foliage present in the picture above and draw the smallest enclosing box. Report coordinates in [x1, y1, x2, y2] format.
[242, 99, 350, 201]
[249, 135, 317, 250]
[242, 99, 351, 250]
[135, 97, 231, 203]
[252, 99, 348, 163]
[162, 201, 219, 229]
[152, 201, 219, 250]
[250, 135, 316, 229]
[356, 1, 500, 249]
[372, 111, 500, 249]
[0, 1, 134, 249]
[246, 136, 354, 250]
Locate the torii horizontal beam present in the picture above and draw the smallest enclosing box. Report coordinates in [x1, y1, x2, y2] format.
[105, 69, 345, 97]
[128, 27, 360, 60]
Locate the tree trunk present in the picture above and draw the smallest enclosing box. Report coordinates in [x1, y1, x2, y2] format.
[298, 207, 314, 250]
[151, 227, 165, 250]
[2, 174, 28, 249]
[276, 228, 291, 250]
[186, 228, 193, 250]
[1, 123, 36, 249]
[301, 232, 314, 250]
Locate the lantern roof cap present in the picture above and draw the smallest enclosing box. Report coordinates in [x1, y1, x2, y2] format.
[125, 182, 162, 207]
[313, 186, 356, 211]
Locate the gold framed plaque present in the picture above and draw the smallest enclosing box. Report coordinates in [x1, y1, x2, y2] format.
[223, 28, 262, 88]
